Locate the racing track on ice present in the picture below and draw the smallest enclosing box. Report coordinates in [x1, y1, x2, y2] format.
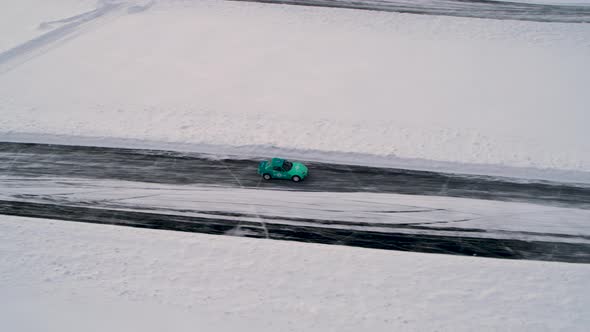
[2, 142, 590, 263]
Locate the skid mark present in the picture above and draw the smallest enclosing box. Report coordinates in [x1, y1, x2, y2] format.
[219, 160, 270, 238]
[0, 199, 584, 263]
[14, 195, 586, 243]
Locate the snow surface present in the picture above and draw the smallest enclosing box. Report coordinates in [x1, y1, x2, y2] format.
[2, 215, 590, 332]
[1, 0, 590, 182]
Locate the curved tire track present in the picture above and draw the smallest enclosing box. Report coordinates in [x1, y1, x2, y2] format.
[2, 199, 590, 263]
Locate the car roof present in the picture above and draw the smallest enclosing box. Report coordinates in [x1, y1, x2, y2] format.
[271, 158, 285, 167]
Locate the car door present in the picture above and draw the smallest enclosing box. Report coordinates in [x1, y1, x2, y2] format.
[272, 166, 286, 179]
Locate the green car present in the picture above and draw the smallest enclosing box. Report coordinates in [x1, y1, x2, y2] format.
[258, 158, 308, 182]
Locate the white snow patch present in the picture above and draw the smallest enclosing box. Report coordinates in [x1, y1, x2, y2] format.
[1, 215, 590, 332]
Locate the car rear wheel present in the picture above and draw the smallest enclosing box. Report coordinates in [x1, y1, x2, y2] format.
[292, 175, 301, 182]
[263, 174, 272, 180]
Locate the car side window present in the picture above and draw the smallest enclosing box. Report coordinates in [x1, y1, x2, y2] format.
[282, 161, 293, 171]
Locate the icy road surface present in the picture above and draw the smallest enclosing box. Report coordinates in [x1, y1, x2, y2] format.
[1, 142, 589, 208]
[1, 142, 589, 263]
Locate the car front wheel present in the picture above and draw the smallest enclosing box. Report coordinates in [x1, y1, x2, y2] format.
[263, 174, 272, 180]
[292, 175, 301, 182]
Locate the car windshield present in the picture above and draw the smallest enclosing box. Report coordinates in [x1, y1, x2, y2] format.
[282, 161, 293, 171]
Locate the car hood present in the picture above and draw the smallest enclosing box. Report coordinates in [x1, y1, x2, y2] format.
[292, 162, 308, 174]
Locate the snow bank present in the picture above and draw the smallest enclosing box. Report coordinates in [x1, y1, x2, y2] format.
[2, 215, 590, 332]
[0, 0, 589, 179]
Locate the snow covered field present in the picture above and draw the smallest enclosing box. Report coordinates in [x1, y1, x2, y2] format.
[1, 0, 590, 181]
[2, 216, 590, 332]
[2, 1, 590, 330]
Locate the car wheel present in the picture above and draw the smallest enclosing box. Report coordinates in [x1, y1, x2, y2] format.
[263, 174, 272, 180]
[292, 175, 301, 182]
